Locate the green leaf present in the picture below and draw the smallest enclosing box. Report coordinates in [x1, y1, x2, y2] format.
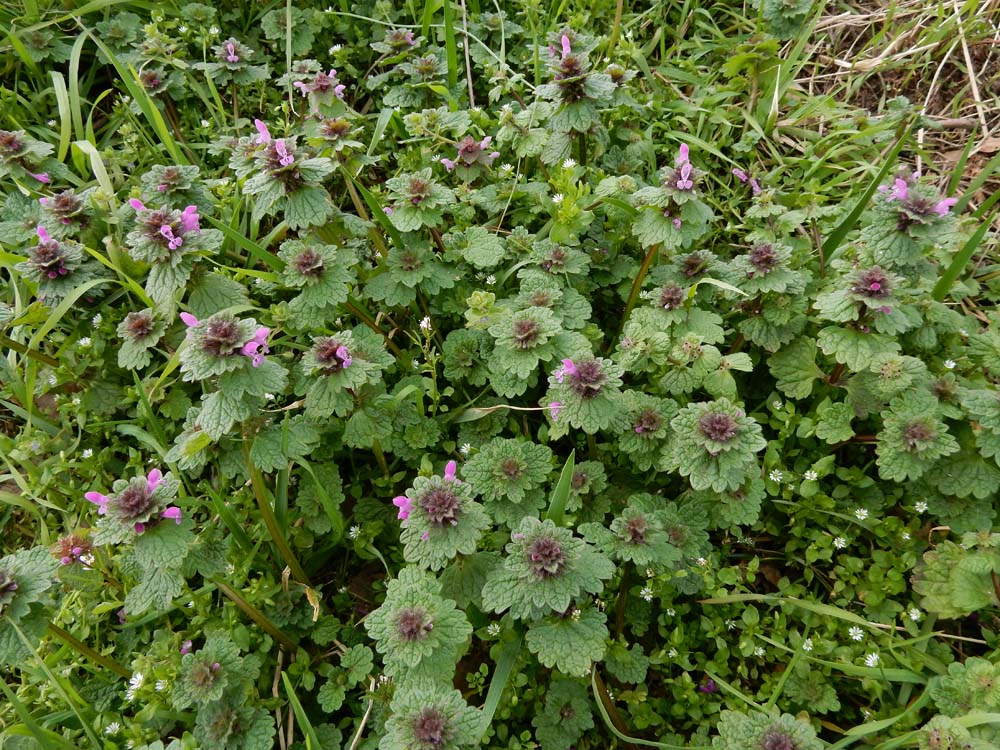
[124, 567, 184, 615]
[525, 608, 608, 677]
[544, 450, 575, 527]
[768, 337, 823, 399]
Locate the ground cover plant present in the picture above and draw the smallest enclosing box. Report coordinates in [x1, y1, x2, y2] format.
[1, 0, 1000, 748]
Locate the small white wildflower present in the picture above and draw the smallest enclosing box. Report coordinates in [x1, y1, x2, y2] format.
[754, 646, 765, 657]
[725, 619, 736, 630]
[849, 626, 864, 641]
[960, 329, 968, 337]
[79, 553, 94, 568]
[81, 448, 94, 459]
[264, 393, 276, 401]
[802, 638, 813, 652]
[47, 119, 57, 127]
[200, 118, 210, 127]
[833, 536, 847, 549]
[187, 600, 194, 607]
[48, 374, 58, 386]
[562, 158, 576, 169]
[209, 25, 220, 35]
[499, 162, 514, 173]
[338, 585, 348, 593]
[640, 586, 653, 602]
[419, 316, 432, 332]
[665, 607, 675, 617]
[769, 469, 783, 483]
[226, 563, 235, 574]
[155, 679, 168, 692]
[915, 501, 928, 513]
[121, 94, 131, 103]
[78, 337, 92, 348]
[908, 607, 922, 622]
[104, 722, 121, 735]
[551, 193, 564, 204]
[486, 623, 501, 637]
[901, 531, 911, 541]
[411, 358, 421, 368]
[348, 525, 361, 540]
[645, 567, 654, 578]
[377, 674, 391, 686]
[178, 25, 188, 32]
[485, 274, 496, 286]
[804, 470, 818, 481]
[772, 399, 783, 410]
[329, 44, 342, 53]
[944, 359, 956, 369]
[696, 557, 708, 567]
[594, 598, 606, 611]
[864, 652, 880, 668]
[72, 396, 81, 406]
[125, 672, 143, 701]
[91, 313, 103, 326]
[854, 508, 869, 520]
[571, 608, 581, 621]
[667, 647, 678, 659]
[459, 443, 472, 455]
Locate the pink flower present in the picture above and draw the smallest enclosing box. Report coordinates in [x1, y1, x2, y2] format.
[180, 640, 193, 654]
[241, 327, 270, 367]
[84, 491, 109, 514]
[161, 506, 182, 524]
[732, 167, 749, 183]
[225, 42, 239, 63]
[548, 401, 562, 421]
[253, 119, 271, 145]
[146, 468, 163, 493]
[134, 522, 146, 534]
[554, 358, 577, 383]
[440, 157, 456, 172]
[274, 140, 295, 167]
[560, 35, 572, 59]
[37, 225, 51, 243]
[30, 172, 50, 184]
[750, 178, 762, 196]
[676, 162, 693, 191]
[512, 532, 525, 540]
[675, 143, 690, 166]
[160, 224, 183, 250]
[129, 198, 146, 211]
[392, 495, 412, 521]
[933, 197, 958, 215]
[672, 217, 682, 229]
[421, 530, 430, 541]
[335, 345, 352, 368]
[884, 178, 909, 202]
[444, 460, 458, 482]
[179, 205, 201, 233]
[180, 312, 200, 328]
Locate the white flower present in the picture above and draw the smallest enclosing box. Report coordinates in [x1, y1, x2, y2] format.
[667, 648, 678, 659]
[486, 623, 501, 637]
[571, 608, 581, 621]
[79, 337, 92, 348]
[772, 399, 783, 410]
[200, 118, 211, 128]
[209, 25, 220, 35]
[92, 313, 103, 326]
[640, 586, 653, 602]
[754, 646, 765, 657]
[460, 443, 471, 455]
[665, 607, 675, 617]
[802, 638, 813, 652]
[833, 536, 847, 549]
[419, 316, 432, 332]
[944, 359, 956, 369]
[696, 557, 708, 567]
[725, 619, 736, 630]
[329, 44, 342, 53]
[264, 393, 276, 401]
[348, 525, 361, 540]
[854, 508, 869, 520]
[104, 722, 121, 735]
[125, 672, 143, 701]
[155, 679, 168, 692]
[79, 553, 94, 568]
[47, 119, 57, 127]
[499, 163, 513, 173]
[864, 652, 880, 668]
[81, 448, 94, 459]
[72, 396, 81, 406]
[849, 626, 864, 641]
[411, 358, 421, 368]
[48, 374, 58, 386]
[551, 193, 564, 204]
[804, 470, 818, 481]
[769, 469, 783, 483]
[908, 607, 922, 622]
[901, 531, 911, 541]
[915, 501, 928, 513]
[562, 158, 576, 169]
[594, 598, 606, 611]
[178, 25, 188, 32]
[485, 274, 496, 286]
[645, 567, 654, 578]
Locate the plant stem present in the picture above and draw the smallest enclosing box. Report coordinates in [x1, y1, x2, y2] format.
[577, 130, 587, 167]
[620, 242, 659, 332]
[47, 624, 130, 678]
[0, 334, 59, 367]
[214, 579, 298, 651]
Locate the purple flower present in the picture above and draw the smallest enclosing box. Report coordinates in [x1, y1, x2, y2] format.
[179, 312, 200, 328]
[30, 172, 50, 184]
[672, 217, 682, 229]
[37, 225, 51, 243]
[159, 224, 183, 250]
[224, 42, 239, 63]
[548, 401, 562, 421]
[179, 205, 201, 233]
[444, 460, 458, 482]
[84, 490, 109, 514]
[440, 136, 500, 172]
[668, 144, 695, 191]
[240, 327, 270, 367]
[335, 345, 352, 368]
[293, 69, 347, 99]
[180, 640, 192, 655]
[146, 468, 163, 493]
[274, 140, 295, 167]
[393, 495, 413, 521]
[554, 358, 578, 383]
[129, 198, 146, 211]
[884, 178, 910, 202]
[749, 178, 762, 195]
[161, 506, 182, 524]
[253, 119, 271, 145]
[933, 197, 958, 215]
[698, 677, 717, 693]
[732, 167, 749, 183]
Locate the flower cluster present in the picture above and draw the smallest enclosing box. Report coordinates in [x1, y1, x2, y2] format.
[85, 467, 182, 542]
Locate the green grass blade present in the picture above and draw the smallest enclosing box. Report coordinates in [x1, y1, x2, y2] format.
[0, 679, 75, 750]
[282, 672, 323, 750]
[931, 208, 997, 300]
[543, 449, 575, 526]
[49, 72, 73, 162]
[443, 0, 458, 90]
[591, 670, 705, 749]
[480, 630, 522, 728]
[822, 118, 916, 259]
[204, 215, 285, 271]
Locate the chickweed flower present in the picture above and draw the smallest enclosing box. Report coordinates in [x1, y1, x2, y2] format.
[849, 626, 864, 641]
[864, 653, 880, 668]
